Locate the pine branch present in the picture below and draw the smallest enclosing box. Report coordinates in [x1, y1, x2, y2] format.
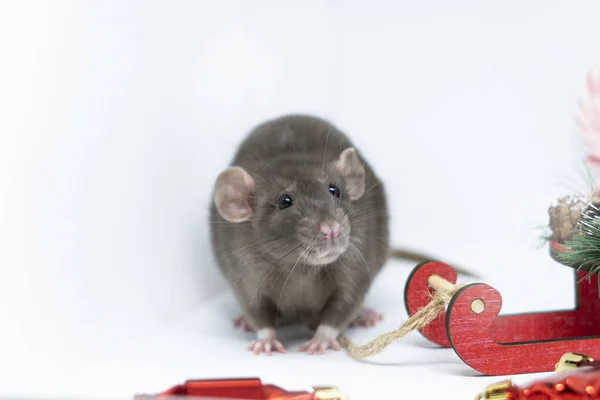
[558, 221, 600, 277]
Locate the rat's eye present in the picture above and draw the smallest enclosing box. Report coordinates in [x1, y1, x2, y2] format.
[328, 184, 341, 198]
[278, 194, 293, 210]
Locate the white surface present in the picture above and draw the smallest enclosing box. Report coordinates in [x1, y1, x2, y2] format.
[0, 257, 562, 399]
[1, 1, 600, 399]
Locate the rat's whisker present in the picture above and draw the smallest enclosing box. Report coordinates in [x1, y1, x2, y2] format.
[350, 216, 389, 225]
[256, 242, 304, 297]
[225, 237, 288, 258]
[361, 182, 382, 198]
[349, 235, 366, 247]
[349, 211, 390, 224]
[272, 243, 304, 265]
[349, 209, 389, 218]
[348, 241, 372, 280]
[267, 242, 306, 293]
[342, 182, 383, 218]
[265, 243, 304, 275]
[322, 128, 331, 174]
[275, 246, 312, 326]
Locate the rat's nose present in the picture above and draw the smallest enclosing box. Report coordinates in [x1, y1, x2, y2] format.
[320, 221, 341, 240]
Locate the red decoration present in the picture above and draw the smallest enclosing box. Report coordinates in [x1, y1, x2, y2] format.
[134, 378, 346, 400]
[404, 243, 600, 376]
[477, 357, 600, 400]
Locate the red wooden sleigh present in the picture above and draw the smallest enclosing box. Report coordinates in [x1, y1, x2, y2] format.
[404, 240, 600, 376]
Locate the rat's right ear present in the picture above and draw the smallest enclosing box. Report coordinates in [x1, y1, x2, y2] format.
[213, 166, 255, 223]
[334, 147, 365, 200]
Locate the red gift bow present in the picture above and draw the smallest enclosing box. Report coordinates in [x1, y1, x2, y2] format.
[134, 378, 346, 400]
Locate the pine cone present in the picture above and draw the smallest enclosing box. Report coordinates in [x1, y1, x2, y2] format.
[578, 201, 600, 236]
[548, 195, 588, 243]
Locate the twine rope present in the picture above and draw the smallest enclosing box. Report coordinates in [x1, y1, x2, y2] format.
[338, 274, 464, 359]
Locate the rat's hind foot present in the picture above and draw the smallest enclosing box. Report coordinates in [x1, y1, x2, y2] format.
[298, 325, 341, 355]
[247, 328, 285, 355]
[233, 315, 253, 332]
[349, 307, 383, 328]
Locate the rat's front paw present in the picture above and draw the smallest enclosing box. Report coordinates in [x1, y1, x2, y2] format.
[298, 325, 341, 355]
[248, 339, 285, 355]
[247, 328, 285, 355]
[233, 315, 254, 332]
[349, 307, 383, 327]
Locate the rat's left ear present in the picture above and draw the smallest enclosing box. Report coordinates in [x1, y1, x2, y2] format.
[334, 147, 365, 200]
[213, 166, 255, 223]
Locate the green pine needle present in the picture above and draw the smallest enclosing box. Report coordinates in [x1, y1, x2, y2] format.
[558, 226, 600, 278]
[534, 225, 554, 249]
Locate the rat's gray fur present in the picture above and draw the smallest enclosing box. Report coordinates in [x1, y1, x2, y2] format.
[210, 114, 388, 334]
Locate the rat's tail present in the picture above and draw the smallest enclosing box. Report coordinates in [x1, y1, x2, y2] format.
[388, 246, 479, 278]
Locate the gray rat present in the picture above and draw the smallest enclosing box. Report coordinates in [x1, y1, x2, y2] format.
[210, 114, 463, 355]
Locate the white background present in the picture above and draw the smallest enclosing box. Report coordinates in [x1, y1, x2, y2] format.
[2, 1, 600, 399]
